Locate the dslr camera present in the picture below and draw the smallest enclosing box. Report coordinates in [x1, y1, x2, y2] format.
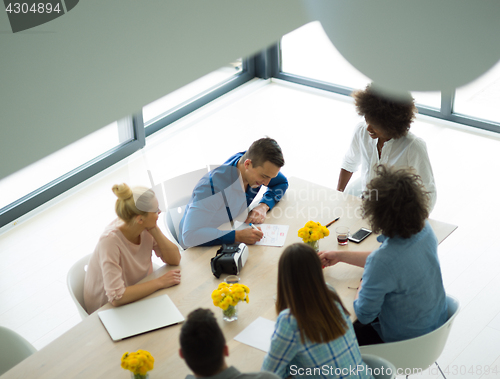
[210, 243, 249, 278]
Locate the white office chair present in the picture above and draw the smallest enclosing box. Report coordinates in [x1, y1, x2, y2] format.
[359, 294, 460, 379]
[67, 254, 91, 320]
[164, 197, 191, 244]
[362, 354, 396, 379]
[0, 326, 37, 375]
[163, 167, 209, 244]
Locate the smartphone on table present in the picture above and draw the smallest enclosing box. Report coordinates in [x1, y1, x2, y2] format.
[348, 228, 372, 243]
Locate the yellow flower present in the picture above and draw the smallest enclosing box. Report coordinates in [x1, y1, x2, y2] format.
[234, 291, 244, 299]
[310, 231, 320, 241]
[121, 350, 154, 375]
[212, 283, 250, 310]
[297, 228, 307, 238]
[220, 297, 230, 310]
[212, 294, 222, 303]
[234, 291, 243, 300]
[298, 221, 329, 243]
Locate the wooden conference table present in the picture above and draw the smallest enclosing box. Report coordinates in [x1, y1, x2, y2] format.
[1, 177, 457, 379]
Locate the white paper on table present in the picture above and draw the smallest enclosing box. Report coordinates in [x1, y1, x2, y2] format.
[232, 222, 289, 247]
[234, 317, 276, 353]
[254, 224, 289, 247]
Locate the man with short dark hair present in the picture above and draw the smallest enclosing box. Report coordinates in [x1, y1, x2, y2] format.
[178, 138, 288, 248]
[179, 308, 280, 379]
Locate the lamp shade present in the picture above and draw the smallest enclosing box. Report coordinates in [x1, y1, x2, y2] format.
[303, 0, 500, 97]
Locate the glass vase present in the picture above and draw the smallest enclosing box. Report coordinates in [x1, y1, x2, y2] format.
[130, 373, 149, 379]
[222, 304, 238, 322]
[307, 239, 320, 252]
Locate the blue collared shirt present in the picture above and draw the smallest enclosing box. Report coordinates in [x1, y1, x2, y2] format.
[178, 151, 288, 248]
[354, 221, 448, 342]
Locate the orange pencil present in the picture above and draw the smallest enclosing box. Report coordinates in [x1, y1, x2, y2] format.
[326, 217, 340, 228]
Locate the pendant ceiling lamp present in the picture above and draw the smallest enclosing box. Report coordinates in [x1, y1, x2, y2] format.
[303, 0, 500, 98]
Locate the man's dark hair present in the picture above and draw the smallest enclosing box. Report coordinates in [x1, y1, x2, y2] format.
[362, 165, 429, 239]
[242, 137, 284, 168]
[352, 83, 417, 139]
[179, 308, 226, 377]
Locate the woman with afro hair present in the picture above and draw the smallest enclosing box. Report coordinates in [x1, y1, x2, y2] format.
[337, 83, 437, 211]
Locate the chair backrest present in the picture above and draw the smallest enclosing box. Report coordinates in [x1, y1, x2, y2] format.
[165, 197, 191, 243]
[0, 326, 37, 375]
[163, 167, 209, 243]
[66, 254, 92, 320]
[359, 295, 460, 374]
[362, 354, 396, 379]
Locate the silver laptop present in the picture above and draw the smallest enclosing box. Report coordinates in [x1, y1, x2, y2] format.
[98, 294, 185, 341]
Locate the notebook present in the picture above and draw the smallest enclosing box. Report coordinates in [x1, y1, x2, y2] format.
[98, 294, 185, 341]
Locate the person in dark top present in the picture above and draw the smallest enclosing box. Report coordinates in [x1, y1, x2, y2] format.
[180, 308, 280, 379]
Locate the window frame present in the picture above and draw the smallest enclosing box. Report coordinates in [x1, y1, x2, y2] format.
[144, 58, 255, 136]
[0, 114, 145, 228]
[0, 57, 257, 229]
[271, 41, 500, 133]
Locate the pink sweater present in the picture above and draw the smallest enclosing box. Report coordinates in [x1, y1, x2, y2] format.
[84, 219, 160, 314]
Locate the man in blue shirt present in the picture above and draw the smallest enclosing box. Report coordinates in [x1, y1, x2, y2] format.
[178, 138, 288, 248]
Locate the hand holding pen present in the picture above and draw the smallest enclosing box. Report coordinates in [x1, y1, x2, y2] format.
[235, 223, 263, 245]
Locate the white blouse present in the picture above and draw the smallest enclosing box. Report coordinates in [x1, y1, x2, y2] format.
[341, 122, 437, 211]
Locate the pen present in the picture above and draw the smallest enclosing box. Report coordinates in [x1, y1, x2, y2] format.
[326, 217, 340, 228]
[249, 223, 260, 231]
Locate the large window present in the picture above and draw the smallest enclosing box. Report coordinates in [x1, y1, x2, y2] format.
[281, 22, 370, 91]
[143, 60, 243, 126]
[4, 31, 498, 230]
[277, 21, 500, 133]
[143, 59, 252, 136]
[0, 58, 254, 229]
[454, 59, 500, 124]
[0, 120, 132, 211]
[0, 115, 143, 228]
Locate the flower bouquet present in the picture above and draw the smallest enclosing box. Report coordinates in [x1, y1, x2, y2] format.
[298, 220, 329, 251]
[212, 282, 250, 322]
[121, 350, 154, 379]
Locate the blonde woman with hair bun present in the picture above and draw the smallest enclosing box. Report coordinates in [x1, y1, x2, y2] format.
[84, 183, 181, 314]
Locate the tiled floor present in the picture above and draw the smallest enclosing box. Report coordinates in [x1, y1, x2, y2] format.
[1, 79, 500, 378]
